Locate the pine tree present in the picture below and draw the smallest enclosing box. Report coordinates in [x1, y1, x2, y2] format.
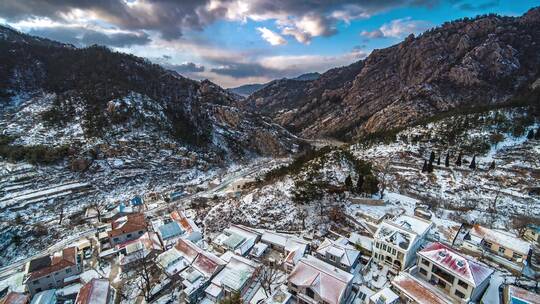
[437, 156, 441, 166]
[489, 160, 495, 170]
[361, 175, 379, 195]
[422, 160, 428, 173]
[527, 129, 534, 140]
[345, 175, 353, 190]
[469, 155, 476, 170]
[429, 151, 436, 163]
[356, 175, 364, 193]
[535, 128, 540, 140]
[445, 152, 450, 167]
[427, 159, 434, 173]
[456, 153, 462, 167]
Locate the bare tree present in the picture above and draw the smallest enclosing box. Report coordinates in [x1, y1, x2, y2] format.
[257, 259, 283, 297]
[297, 209, 307, 230]
[88, 199, 106, 223]
[134, 253, 155, 302]
[377, 159, 392, 199]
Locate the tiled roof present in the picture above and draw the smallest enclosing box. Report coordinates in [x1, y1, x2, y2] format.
[28, 247, 78, 280]
[471, 225, 531, 255]
[316, 238, 359, 267]
[505, 285, 540, 304]
[75, 279, 110, 304]
[0, 292, 29, 304]
[392, 272, 454, 304]
[159, 221, 183, 240]
[419, 242, 493, 287]
[109, 213, 147, 237]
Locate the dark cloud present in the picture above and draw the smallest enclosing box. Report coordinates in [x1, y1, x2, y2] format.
[162, 55, 172, 60]
[168, 62, 205, 73]
[27, 26, 150, 47]
[211, 63, 276, 78]
[0, 0, 440, 42]
[456, 0, 499, 11]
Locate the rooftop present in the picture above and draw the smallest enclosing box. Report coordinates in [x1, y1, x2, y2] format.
[316, 238, 360, 267]
[75, 279, 110, 304]
[369, 287, 399, 304]
[109, 213, 147, 237]
[0, 292, 29, 304]
[288, 255, 353, 304]
[393, 215, 433, 236]
[27, 247, 78, 280]
[418, 242, 493, 287]
[471, 225, 531, 255]
[159, 221, 184, 240]
[391, 272, 454, 304]
[505, 285, 540, 304]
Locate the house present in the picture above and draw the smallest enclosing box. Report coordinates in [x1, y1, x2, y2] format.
[108, 213, 147, 246]
[265, 289, 292, 304]
[212, 225, 260, 255]
[287, 255, 354, 304]
[372, 215, 432, 273]
[203, 253, 260, 303]
[75, 279, 111, 304]
[25, 247, 82, 295]
[249, 243, 269, 261]
[154, 211, 202, 249]
[524, 224, 540, 244]
[259, 230, 310, 272]
[314, 238, 360, 273]
[464, 225, 531, 273]
[348, 233, 373, 256]
[412, 242, 493, 303]
[368, 287, 399, 304]
[29, 290, 56, 304]
[427, 217, 463, 246]
[503, 285, 540, 304]
[391, 272, 455, 304]
[0, 292, 29, 304]
[117, 232, 162, 269]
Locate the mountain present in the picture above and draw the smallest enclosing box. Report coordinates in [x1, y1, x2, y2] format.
[245, 8, 540, 140]
[0, 25, 301, 163]
[227, 72, 321, 97]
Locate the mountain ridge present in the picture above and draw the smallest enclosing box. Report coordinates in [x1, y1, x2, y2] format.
[227, 72, 321, 97]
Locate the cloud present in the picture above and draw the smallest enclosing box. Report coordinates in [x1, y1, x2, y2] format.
[211, 62, 275, 78]
[168, 62, 205, 73]
[256, 27, 287, 46]
[454, 0, 500, 11]
[361, 17, 431, 40]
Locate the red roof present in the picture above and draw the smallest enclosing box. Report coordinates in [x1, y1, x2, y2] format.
[109, 213, 147, 237]
[28, 247, 78, 280]
[0, 292, 29, 304]
[171, 211, 193, 233]
[175, 239, 201, 262]
[419, 242, 493, 286]
[392, 272, 453, 304]
[75, 279, 110, 304]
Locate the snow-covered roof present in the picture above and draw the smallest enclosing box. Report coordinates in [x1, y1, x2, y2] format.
[391, 272, 454, 304]
[316, 238, 360, 267]
[287, 255, 353, 304]
[159, 221, 184, 240]
[470, 225, 531, 255]
[261, 230, 308, 252]
[0, 292, 29, 304]
[418, 242, 493, 287]
[211, 254, 259, 293]
[348, 233, 373, 251]
[75, 279, 110, 304]
[30, 289, 56, 304]
[428, 217, 462, 245]
[250, 242, 268, 258]
[214, 225, 259, 255]
[369, 287, 399, 304]
[265, 289, 292, 304]
[505, 285, 540, 304]
[375, 221, 417, 250]
[156, 248, 189, 276]
[393, 215, 433, 236]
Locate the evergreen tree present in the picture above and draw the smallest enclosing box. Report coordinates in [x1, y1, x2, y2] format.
[345, 175, 353, 190]
[362, 175, 379, 195]
[220, 292, 242, 304]
[422, 160, 428, 173]
[445, 152, 450, 167]
[356, 175, 364, 193]
[526, 129, 534, 140]
[469, 155, 476, 170]
[489, 160, 495, 170]
[429, 151, 436, 163]
[456, 153, 462, 167]
[437, 156, 441, 166]
[427, 159, 434, 173]
[535, 128, 540, 140]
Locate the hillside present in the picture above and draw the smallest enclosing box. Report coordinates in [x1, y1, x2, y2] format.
[245, 8, 540, 140]
[228, 72, 321, 97]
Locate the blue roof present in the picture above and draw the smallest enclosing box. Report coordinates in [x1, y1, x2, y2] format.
[159, 222, 183, 240]
[118, 202, 126, 213]
[527, 224, 540, 232]
[131, 196, 143, 206]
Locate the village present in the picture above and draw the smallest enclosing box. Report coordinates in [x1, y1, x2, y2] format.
[1, 180, 540, 304]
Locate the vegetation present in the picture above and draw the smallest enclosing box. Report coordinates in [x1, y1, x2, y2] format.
[0, 135, 70, 164]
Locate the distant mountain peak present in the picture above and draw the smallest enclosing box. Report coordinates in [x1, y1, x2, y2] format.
[227, 72, 321, 97]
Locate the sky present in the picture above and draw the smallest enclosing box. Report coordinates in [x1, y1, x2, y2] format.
[0, 1, 538, 88]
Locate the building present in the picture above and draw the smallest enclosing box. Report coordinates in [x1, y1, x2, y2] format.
[391, 272, 455, 304]
[411, 242, 493, 303]
[154, 211, 202, 249]
[348, 233, 373, 256]
[108, 213, 148, 246]
[503, 285, 540, 304]
[464, 225, 531, 273]
[116, 232, 163, 269]
[212, 225, 260, 255]
[372, 215, 432, 273]
[524, 224, 540, 244]
[0, 292, 29, 304]
[29, 290, 56, 304]
[260, 231, 309, 255]
[75, 279, 112, 304]
[368, 287, 399, 304]
[287, 255, 354, 304]
[203, 253, 260, 303]
[314, 238, 360, 273]
[25, 247, 82, 295]
[427, 217, 463, 246]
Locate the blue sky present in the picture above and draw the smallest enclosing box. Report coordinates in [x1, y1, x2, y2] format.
[0, 0, 538, 87]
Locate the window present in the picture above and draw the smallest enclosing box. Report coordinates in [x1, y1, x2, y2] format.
[376, 242, 380, 249]
[114, 237, 119, 242]
[290, 283, 297, 289]
[458, 280, 468, 289]
[455, 290, 466, 299]
[306, 288, 315, 299]
[498, 246, 506, 254]
[421, 258, 430, 266]
[127, 233, 132, 238]
[66, 268, 72, 274]
[392, 248, 396, 255]
[138, 231, 144, 235]
[419, 267, 428, 276]
[33, 280, 40, 285]
[383, 244, 387, 251]
[512, 253, 522, 260]
[432, 265, 454, 283]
